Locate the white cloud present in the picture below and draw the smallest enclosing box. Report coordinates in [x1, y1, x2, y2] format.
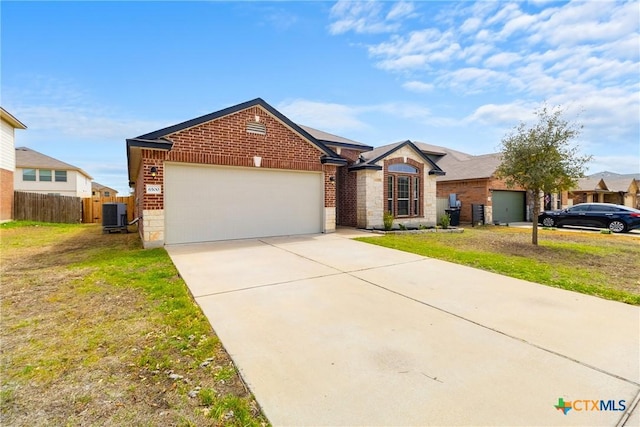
[465, 102, 535, 127]
[278, 99, 437, 135]
[402, 80, 434, 93]
[13, 105, 167, 141]
[329, 1, 396, 35]
[483, 52, 521, 68]
[386, 2, 416, 21]
[328, 0, 419, 35]
[278, 99, 370, 132]
[587, 155, 640, 175]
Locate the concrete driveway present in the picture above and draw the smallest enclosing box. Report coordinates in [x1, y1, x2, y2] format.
[167, 229, 639, 426]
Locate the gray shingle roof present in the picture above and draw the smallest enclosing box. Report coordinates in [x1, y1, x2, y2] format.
[92, 181, 117, 193]
[297, 125, 371, 149]
[15, 147, 93, 179]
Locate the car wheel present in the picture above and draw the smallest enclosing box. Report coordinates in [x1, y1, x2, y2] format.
[608, 220, 627, 233]
[542, 217, 555, 227]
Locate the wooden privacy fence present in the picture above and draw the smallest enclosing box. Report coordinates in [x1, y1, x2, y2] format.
[82, 196, 135, 224]
[13, 191, 83, 223]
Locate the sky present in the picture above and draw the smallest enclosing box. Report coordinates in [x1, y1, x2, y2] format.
[2, 0, 638, 195]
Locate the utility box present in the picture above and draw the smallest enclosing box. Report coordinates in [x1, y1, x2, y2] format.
[103, 203, 128, 233]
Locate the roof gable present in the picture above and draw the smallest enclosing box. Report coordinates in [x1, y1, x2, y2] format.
[134, 98, 340, 160]
[1, 107, 27, 129]
[350, 140, 445, 175]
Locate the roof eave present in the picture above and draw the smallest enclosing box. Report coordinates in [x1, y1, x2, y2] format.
[126, 138, 174, 183]
[348, 164, 383, 171]
[0, 107, 27, 129]
[321, 156, 348, 166]
[322, 141, 374, 152]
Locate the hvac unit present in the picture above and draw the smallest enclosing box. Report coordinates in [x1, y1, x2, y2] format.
[102, 202, 128, 233]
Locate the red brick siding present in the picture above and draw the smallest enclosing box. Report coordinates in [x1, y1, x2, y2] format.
[1, 168, 13, 221]
[166, 106, 324, 173]
[383, 157, 425, 218]
[323, 165, 337, 208]
[140, 149, 167, 211]
[336, 148, 361, 226]
[437, 179, 490, 223]
[437, 177, 527, 222]
[134, 162, 144, 239]
[138, 106, 333, 212]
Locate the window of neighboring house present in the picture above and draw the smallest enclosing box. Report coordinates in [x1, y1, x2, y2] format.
[104, 191, 110, 197]
[39, 169, 52, 182]
[55, 170, 67, 182]
[387, 163, 420, 217]
[23, 169, 36, 181]
[556, 193, 561, 209]
[92, 190, 96, 196]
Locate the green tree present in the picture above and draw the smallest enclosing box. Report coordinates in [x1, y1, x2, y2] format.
[495, 105, 592, 245]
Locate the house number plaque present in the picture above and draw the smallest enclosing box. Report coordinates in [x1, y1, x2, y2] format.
[146, 184, 162, 194]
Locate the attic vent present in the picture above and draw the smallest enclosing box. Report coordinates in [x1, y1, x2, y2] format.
[246, 121, 266, 135]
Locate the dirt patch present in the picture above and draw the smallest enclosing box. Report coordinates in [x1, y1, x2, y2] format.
[1, 224, 268, 426]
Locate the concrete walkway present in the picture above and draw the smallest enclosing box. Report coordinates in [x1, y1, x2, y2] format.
[167, 229, 639, 426]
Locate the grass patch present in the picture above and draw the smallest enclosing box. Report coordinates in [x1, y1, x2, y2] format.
[1, 222, 269, 426]
[357, 226, 640, 305]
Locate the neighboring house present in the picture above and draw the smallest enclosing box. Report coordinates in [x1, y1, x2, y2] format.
[1, 108, 27, 222]
[568, 172, 640, 209]
[15, 147, 93, 198]
[92, 181, 118, 197]
[431, 148, 531, 224]
[126, 98, 444, 248]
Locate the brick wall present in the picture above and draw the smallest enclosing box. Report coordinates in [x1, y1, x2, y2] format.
[336, 148, 361, 226]
[140, 149, 166, 211]
[166, 106, 325, 172]
[323, 164, 337, 208]
[437, 179, 490, 223]
[1, 168, 13, 221]
[134, 105, 340, 245]
[137, 105, 334, 212]
[437, 176, 528, 222]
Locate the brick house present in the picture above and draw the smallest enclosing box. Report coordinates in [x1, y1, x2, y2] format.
[431, 148, 530, 224]
[126, 98, 445, 247]
[567, 172, 639, 209]
[1, 107, 27, 222]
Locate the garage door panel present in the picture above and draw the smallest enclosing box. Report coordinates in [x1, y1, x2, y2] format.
[165, 164, 323, 244]
[492, 190, 525, 223]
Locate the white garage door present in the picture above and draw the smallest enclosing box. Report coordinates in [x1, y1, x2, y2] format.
[164, 163, 324, 244]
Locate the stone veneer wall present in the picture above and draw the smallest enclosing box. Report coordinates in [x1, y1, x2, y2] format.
[142, 209, 164, 248]
[356, 169, 383, 229]
[358, 145, 439, 229]
[324, 207, 336, 233]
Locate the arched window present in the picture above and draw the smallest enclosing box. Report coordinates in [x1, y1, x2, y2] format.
[387, 163, 420, 217]
[388, 164, 418, 173]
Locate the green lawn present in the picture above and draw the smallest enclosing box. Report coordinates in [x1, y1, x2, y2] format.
[357, 226, 640, 305]
[1, 222, 269, 426]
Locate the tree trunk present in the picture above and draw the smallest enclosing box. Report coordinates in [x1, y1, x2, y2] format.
[531, 190, 540, 245]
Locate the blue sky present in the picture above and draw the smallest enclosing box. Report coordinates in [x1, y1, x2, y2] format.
[2, 1, 638, 195]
